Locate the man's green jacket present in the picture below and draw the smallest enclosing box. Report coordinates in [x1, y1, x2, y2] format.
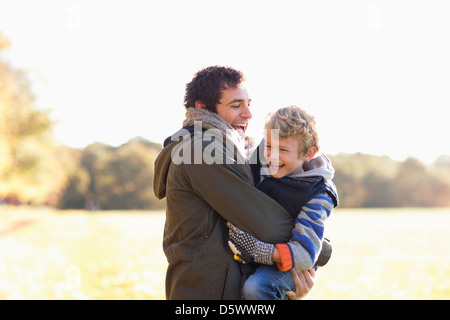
[153, 123, 294, 300]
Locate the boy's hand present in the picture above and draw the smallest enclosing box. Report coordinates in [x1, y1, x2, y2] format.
[228, 240, 253, 264]
[226, 222, 274, 265]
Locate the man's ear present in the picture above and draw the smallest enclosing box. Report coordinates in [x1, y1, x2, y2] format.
[195, 101, 207, 109]
[303, 146, 318, 162]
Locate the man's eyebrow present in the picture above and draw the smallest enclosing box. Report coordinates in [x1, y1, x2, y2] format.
[226, 99, 243, 105]
[222, 98, 251, 106]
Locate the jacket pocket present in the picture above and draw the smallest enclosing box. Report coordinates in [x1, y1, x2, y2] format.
[220, 263, 243, 300]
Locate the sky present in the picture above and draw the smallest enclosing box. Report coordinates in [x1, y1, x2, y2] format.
[0, 0, 449, 163]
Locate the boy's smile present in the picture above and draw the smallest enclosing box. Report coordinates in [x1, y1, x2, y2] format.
[265, 135, 305, 178]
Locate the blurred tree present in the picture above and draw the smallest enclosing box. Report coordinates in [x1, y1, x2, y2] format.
[0, 31, 69, 205]
[95, 141, 159, 209]
[56, 147, 91, 209]
[331, 153, 450, 208]
[394, 157, 450, 207]
[360, 172, 396, 207]
[329, 153, 399, 207]
[431, 156, 450, 206]
[394, 157, 431, 206]
[58, 138, 164, 210]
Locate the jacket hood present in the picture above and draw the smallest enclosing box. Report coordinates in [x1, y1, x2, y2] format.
[291, 154, 335, 180]
[153, 131, 180, 200]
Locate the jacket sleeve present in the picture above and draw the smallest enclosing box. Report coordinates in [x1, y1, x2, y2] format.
[182, 160, 294, 244]
[276, 192, 335, 271]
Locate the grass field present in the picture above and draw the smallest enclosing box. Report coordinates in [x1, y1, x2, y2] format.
[1, 206, 449, 300]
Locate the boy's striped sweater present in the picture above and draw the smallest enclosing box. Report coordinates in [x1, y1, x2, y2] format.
[258, 154, 338, 271]
[275, 192, 335, 271]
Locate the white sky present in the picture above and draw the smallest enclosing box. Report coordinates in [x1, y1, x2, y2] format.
[0, 0, 449, 163]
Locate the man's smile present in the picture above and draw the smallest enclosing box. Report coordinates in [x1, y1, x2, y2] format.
[231, 122, 248, 137]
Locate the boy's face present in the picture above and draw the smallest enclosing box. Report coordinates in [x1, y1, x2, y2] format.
[215, 84, 252, 138]
[265, 134, 305, 178]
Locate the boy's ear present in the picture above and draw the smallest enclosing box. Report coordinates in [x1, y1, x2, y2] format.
[303, 146, 318, 162]
[195, 101, 207, 109]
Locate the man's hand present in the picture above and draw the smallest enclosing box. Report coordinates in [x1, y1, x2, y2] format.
[286, 268, 315, 300]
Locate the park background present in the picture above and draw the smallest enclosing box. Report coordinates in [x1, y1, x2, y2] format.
[1, 0, 449, 299]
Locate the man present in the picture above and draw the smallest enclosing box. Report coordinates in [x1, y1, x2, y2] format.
[153, 66, 315, 300]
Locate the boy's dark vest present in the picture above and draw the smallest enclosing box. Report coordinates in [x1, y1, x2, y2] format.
[257, 175, 332, 218]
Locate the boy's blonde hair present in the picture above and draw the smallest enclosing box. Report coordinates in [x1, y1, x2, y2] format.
[264, 106, 319, 157]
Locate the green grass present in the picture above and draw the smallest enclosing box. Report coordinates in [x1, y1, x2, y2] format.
[0, 207, 167, 299]
[1, 206, 449, 299]
[306, 208, 450, 299]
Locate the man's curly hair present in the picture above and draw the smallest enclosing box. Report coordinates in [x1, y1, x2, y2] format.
[184, 66, 246, 113]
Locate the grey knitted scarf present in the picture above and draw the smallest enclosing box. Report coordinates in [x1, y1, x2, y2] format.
[183, 107, 255, 184]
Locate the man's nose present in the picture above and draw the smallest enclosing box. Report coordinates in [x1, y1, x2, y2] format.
[241, 103, 252, 119]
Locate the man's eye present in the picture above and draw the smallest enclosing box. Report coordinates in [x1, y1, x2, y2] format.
[266, 145, 271, 149]
[231, 105, 240, 108]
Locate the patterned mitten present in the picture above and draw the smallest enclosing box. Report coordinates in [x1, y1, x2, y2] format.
[226, 222, 274, 265]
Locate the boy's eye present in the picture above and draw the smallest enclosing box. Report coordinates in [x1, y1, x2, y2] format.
[266, 145, 271, 149]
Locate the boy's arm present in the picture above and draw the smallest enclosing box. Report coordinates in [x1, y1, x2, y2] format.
[228, 192, 335, 270]
[275, 192, 335, 271]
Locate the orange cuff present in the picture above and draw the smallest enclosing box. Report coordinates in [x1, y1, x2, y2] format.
[275, 244, 293, 271]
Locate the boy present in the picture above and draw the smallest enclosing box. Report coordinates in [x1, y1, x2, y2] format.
[228, 106, 338, 300]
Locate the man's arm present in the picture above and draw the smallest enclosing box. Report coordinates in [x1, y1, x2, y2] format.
[183, 160, 294, 244]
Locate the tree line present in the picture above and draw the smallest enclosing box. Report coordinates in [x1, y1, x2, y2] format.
[329, 153, 450, 208]
[1, 31, 450, 210]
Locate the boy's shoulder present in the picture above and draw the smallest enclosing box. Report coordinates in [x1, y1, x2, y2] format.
[323, 179, 339, 207]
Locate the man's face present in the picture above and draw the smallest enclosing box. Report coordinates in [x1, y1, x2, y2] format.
[216, 84, 252, 138]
